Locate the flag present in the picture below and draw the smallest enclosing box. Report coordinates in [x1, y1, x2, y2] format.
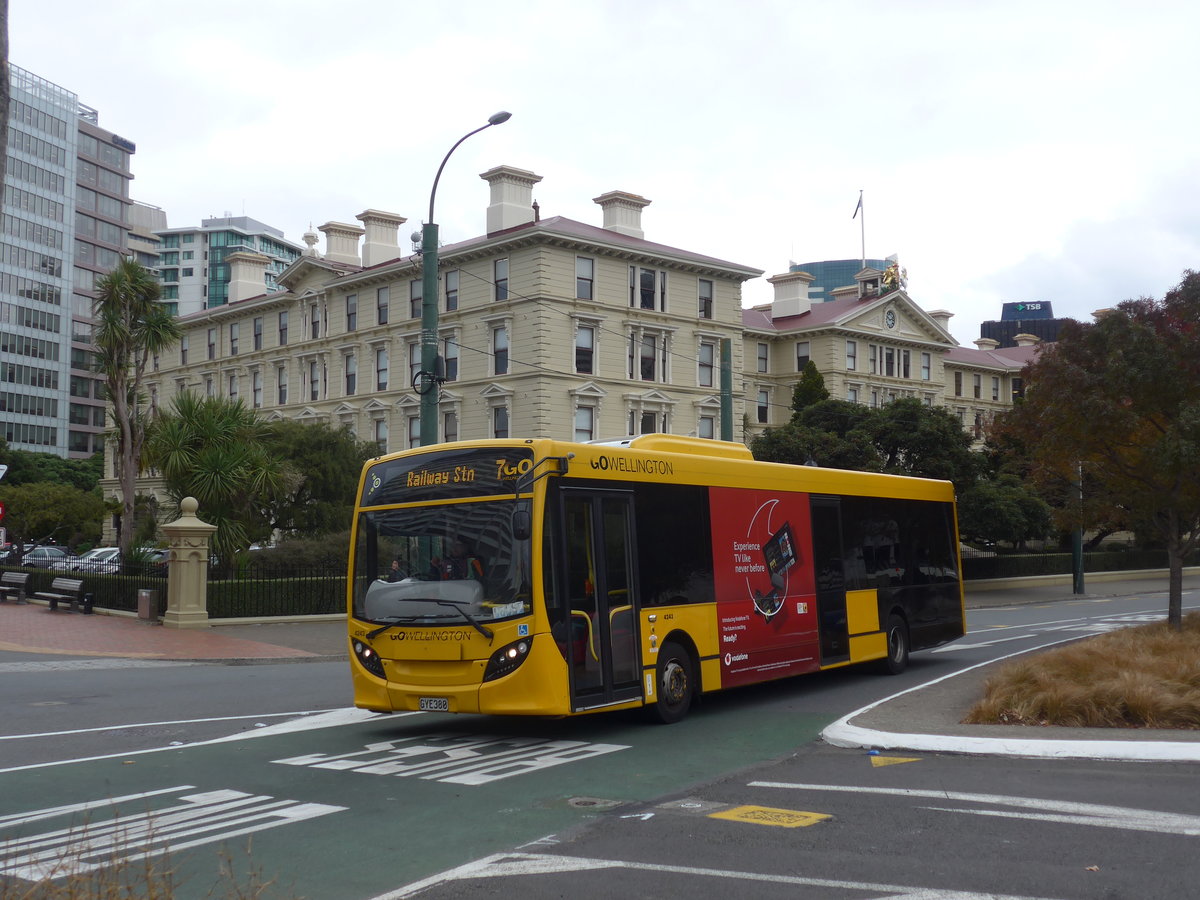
[852, 191, 863, 219]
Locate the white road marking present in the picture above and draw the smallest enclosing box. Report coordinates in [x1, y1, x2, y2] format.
[0, 786, 345, 881]
[0, 659, 200, 673]
[0, 708, 351, 740]
[748, 782, 1200, 836]
[372, 851, 1065, 900]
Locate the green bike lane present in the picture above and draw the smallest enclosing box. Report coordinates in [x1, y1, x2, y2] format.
[0, 701, 833, 899]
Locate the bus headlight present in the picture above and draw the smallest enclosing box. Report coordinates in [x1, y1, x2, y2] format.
[353, 640, 387, 679]
[483, 637, 533, 682]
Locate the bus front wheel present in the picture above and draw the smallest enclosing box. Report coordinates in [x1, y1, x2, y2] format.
[648, 641, 694, 724]
[879, 614, 909, 675]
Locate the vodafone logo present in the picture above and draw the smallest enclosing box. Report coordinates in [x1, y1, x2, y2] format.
[723, 652, 749, 666]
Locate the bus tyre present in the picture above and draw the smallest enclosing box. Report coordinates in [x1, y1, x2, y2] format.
[879, 614, 909, 675]
[649, 641, 694, 724]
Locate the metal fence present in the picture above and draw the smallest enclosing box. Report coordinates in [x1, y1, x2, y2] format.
[961, 547, 1199, 581]
[3, 562, 168, 616]
[205, 560, 346, 618]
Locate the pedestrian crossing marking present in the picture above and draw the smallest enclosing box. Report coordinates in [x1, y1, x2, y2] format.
[707, 805, 831, 828]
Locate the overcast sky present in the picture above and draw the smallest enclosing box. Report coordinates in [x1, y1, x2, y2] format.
[12, 0, 1198, 345]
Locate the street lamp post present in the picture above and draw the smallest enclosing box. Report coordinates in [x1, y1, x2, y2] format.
[417, 111, 512, 447]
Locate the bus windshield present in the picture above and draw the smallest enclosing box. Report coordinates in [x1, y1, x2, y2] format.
[352, 500, 532, 626]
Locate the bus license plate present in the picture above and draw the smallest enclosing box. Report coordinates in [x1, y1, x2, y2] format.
[419, 697, 449, 712]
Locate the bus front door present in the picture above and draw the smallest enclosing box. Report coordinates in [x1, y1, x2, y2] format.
[811, 497, 850, 664]
[561, 490, 642, 711]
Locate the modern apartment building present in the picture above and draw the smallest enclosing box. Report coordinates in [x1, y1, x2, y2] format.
[2, 64, 135, 458]
[155, 216, 303, 316]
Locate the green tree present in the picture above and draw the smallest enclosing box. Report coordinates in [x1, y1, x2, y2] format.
[0, 442, 103, 492]
[790, 361, 830, 417]
[0, 482, 104, 552]
[144, 393, 284, 562]
[264, 420, 377, 537]
[957, 475, 1052, 548]
[93, 257, 181, 556]
[996, 271, 1200, 628]
[866, 397, 979, 489]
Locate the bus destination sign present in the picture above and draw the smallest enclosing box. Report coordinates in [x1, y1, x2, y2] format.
[361, 448, 535, 506]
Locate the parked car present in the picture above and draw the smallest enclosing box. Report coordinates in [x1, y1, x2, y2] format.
[22, 545, 79, 569]
[72, 547, 122, 574]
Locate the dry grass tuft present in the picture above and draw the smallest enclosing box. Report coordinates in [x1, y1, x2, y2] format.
[963, 611, 1200, 728]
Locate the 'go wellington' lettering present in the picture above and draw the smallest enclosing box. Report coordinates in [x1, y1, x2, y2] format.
[589, 455, 674, 476]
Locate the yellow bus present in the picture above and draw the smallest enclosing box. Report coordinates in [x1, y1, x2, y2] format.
[348, 434, 964, 723]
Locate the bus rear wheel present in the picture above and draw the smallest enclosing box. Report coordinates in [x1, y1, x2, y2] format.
[879, 614, 909, 675]
[648, 641, 694, 724]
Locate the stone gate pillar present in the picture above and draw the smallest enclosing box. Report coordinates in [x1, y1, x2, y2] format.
[161, 497, 217, 629]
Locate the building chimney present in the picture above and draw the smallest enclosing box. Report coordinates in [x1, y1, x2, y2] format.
[356, 209, 407, 267]
[593, 190, 651, 239]
[480, 165, 542, 234]
[318, 221, 365, 266]
[974, 337, 1000, 351]
[928, 309, 955, 332]
[226, 251, 271, 304]
[768, 270, 816, 319]
[1013, 333, 1042, 347]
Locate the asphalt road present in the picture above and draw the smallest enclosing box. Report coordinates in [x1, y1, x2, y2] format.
[2, 590, 1198, 899]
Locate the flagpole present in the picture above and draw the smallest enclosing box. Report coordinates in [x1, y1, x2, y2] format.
[853, 189, 865, 269]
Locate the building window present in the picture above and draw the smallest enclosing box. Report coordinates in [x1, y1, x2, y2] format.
[443, 411, 458, 443]
[252, 370, 262, 408]
[493, 325, 509, 375]
[445, 270, 459, 311]
[310, 304, 320, 339]
[757, 342, 768, 373]
[346, 293, 357, 331]
[629, 409, 664, 434]
[954, 371, 963, 396]
[227, 373, 238, 400]
[869, 344, 878, 374]
[374, 418, 388, 452]
[229, 323, 239, 356]
[443, 338, 459, 382]
[921, 352, 931, 381]
[629, 329, 668, 382]
[375, 348, 388, 391]
[576, 257, 594, 300]
[207, 328, 216, 360]
[698, 340, 715, 387]
[794, 341, 809, 371]
[205, 376, 214, 398]
[493, 405, 509, 438]
[408, 416, 420, 449]
[974, 411, 983, 439]
[494, 258, 509, 301]
[901, 349, 911, 379]
[408, 341, 421, 388]
[698, 279, 713, 318]
[846, 340, 856, 371]
[181, 267, 193, 277]
[278, 310, 288, 346]
[409, 280, 422, 318]
[277, 365, 288, 404]
[973, 373, 982, 399]
[630, 266, 665, 310]
[575, 325, 595, 374]
[309, 360, 319, 401]
[698, 415, 715, 439]
[376, 286, 389, 325]
[884, 347, 895, 377]
[180, 334, 189, 365]
[574, 405, 594, 442]
[756, 389, 769, 424]
[992, 376, 1000, 401]
[253, 317, 263, 351]
[847, 386, 859, 404]
[344, 354, 357, 395]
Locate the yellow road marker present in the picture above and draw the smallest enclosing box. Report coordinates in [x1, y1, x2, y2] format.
[708, 806, 831, 828]
[870, 755, 921, 767]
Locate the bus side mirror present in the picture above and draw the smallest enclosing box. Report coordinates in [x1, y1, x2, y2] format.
[512, 505, 531, 542]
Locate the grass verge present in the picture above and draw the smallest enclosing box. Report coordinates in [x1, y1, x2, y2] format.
[963, 611, 1200, 728]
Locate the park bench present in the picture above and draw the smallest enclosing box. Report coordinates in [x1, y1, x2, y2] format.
[1, 571, 30, 604]
[34, 577, 91, 614]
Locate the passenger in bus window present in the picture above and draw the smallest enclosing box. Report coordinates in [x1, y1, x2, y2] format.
[387, 559, 403, 582]
[437, 540, 484, 580]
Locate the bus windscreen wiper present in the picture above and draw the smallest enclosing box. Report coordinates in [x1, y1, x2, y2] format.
[433, 601, 494, 640]
[367, 613, 458, 639]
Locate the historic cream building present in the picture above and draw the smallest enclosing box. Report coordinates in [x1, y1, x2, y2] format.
[118, 165, 1039, 539]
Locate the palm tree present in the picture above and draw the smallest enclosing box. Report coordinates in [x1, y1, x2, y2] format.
[93, 257, 181, 555]
[144, 392, 285, 563]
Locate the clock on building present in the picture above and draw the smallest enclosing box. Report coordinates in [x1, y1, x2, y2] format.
[885, 308, 897, 329]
